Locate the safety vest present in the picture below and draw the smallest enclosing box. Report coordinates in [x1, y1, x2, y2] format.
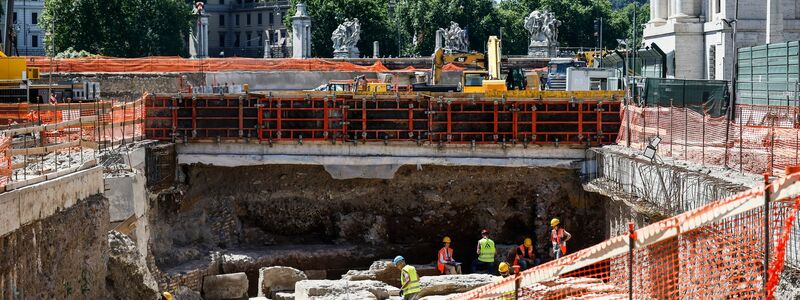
[478, 238, 496, 262]
[401, 265, 421, 295]
[437, 247, 454, 273]
[551, 228, 567, 254]
[513, 245, 534, 266]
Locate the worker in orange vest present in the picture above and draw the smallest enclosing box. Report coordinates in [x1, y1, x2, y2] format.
[513, 238, 536, 271]
[550, 218, 572, 259]
[437, 236, 462, 274]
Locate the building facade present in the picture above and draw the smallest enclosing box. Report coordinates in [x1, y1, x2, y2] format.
[643, 0, 800, 80]
[204, 0, 290, 58]
[10, 0, 45, 56]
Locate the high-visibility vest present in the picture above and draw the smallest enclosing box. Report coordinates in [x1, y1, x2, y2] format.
[401, 265, 421, 295]
[551, 228, 567, 254]
[437, 247, 454, 273]
[513, 245, 534, 266]
[478, 238, 496, 262]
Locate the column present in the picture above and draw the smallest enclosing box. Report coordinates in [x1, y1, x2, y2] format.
[650, 0, 667, 23]
[767, 0, 785, 44]
[671, 0, 699, 21]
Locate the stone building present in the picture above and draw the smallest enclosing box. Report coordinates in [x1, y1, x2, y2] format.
[204, 0, 291, 58]
[643, 0, 800, 80]
[5, 0, 46, 56]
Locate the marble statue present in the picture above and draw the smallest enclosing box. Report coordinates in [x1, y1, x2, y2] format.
[332, 18, 361, 58]
[524, 10, 560, 57]
[189, 1, 209, 59]
[436, 22, 469, 53]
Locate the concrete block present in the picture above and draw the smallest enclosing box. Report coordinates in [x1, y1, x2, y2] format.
[257, 266, 307, 297]
[202, 273, 249, 300]
[0, 194, 20, 236]
[273, 292, 295, 300]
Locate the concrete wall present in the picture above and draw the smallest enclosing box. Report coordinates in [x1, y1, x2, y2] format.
[0, 166, 104, 237]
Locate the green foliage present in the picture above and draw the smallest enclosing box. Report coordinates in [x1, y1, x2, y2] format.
[41, 0, 193, 57]
[286, 0, 395, 57]
[395, 0, 500, 56]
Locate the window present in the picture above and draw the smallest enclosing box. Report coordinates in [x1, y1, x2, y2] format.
[269, 12, 274, 25]
[12, 12, 16, 24]
[258, 32, 263, 46]
[219, 0, 224, 4]
[257, 13, 262, 25]
[235, 14, 240, 26]
[31, 13, 38, 25]
[219, 15, 225, 26]
[234, 32, 240, 47]
[246, 32, 251, 47]
[31, 35, 38, 48]
[219, 32, 226, 47]
[246, 14, 251, 25]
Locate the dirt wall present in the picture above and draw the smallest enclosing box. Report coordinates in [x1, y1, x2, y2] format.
[151, 164, 606, 274]
[0, 195, 109, 299]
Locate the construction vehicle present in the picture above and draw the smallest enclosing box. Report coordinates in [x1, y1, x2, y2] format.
[546, 58, 587, 90]
[574, 50, 609, 68]
[313, 75, 389, 93]
[417, 35, 508, 93]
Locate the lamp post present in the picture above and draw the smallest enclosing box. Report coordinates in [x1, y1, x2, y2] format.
[388, 0, 399, 57]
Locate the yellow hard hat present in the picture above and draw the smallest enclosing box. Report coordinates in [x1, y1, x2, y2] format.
[162, 292, 173, 300]
[498, 262, 510, 273]
[551, 218, 560, 227]
[442, 236, 451, 243]
[524, 238, 532, 247]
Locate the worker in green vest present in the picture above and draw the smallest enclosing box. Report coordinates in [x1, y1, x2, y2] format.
[471, 229, 497, 274]
[393, 256, 421, 300]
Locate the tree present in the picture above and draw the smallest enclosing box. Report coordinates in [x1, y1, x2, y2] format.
[395, 0, 499, 56]
[41, 0, 193, 57]
[285, 0, 395, 58]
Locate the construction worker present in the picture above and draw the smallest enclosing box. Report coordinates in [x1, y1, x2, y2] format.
[161, 292, 173, 300]
[498, 262, 512, 278]
[437, 236, 462, 274]
[550, 218, 572, 259]
[471, 229, 496, 274]
[514, 238, 537, 271]
[394, 256, 421, 300]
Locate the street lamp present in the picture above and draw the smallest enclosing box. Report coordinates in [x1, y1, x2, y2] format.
[388, 0, 399, 57]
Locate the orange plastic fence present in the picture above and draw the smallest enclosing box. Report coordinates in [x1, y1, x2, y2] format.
[451, 173, 800, 299]
[25, 56, 394, 73]
[618, 104, 800, 176]
[0, 98, 145, 189]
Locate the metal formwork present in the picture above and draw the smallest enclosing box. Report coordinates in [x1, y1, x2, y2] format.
[145, 91, 622, 146]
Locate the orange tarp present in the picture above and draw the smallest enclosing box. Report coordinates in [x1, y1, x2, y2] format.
[25, 56, 402, 73]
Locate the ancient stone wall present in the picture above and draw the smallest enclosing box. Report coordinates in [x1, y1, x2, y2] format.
[0, 194, 109, 299]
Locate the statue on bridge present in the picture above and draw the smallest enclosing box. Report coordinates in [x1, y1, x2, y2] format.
[332, 18, 361, 58]
[525, 10, 560, 57]
[436, 22, 469, 53]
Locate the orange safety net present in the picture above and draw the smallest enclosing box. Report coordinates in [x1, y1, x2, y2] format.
[25, 56, 394, 73]
[617, 104, 800, 176]
[451, 173, 800, 299]
[0, 98, 146, 189]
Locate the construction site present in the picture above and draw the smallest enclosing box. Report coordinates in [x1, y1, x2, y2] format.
[1, 1, 800, 299]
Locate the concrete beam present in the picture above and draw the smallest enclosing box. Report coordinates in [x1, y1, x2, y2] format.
[177, 143, 587, 178]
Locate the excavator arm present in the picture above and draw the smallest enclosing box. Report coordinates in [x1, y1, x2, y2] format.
[431, 49, 486, 85]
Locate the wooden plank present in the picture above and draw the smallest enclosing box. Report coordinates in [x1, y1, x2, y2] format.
[1, 116, 98, 135]
[5, 140, 80, 156]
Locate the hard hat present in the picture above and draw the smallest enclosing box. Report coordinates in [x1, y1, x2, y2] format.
[524, 238, 532, 247]
[442, 236, 451, 243]
[551, 218, 560, 227]
[481, 229, 490, 235]
[393, 255, 405, 265]
[162, 292, 173, 300]
[498, 262, 510, 273]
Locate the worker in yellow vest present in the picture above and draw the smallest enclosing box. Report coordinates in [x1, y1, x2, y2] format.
[394, 256, 421, 300]
[471, 229, 497, 274]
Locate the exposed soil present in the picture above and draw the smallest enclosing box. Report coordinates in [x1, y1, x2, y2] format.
[150, 164, 606, 278]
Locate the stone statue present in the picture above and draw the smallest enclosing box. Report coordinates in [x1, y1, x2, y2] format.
[437, 22, 469, 53]
[331, 18, 361, 58]
[524, 10, 560, 57]
[189, 1, 209, 59]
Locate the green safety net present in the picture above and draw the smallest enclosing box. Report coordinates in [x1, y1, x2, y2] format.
[642, 78, 730, 117]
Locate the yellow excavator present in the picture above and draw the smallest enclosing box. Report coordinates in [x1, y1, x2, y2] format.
[423, 35, 508, 93]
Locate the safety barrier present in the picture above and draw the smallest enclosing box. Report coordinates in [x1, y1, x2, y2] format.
[144, 92, 622, 145]
[0, 99, 145, 191]
[450, 171, 800, 299]
[618, 104, 800, 176]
